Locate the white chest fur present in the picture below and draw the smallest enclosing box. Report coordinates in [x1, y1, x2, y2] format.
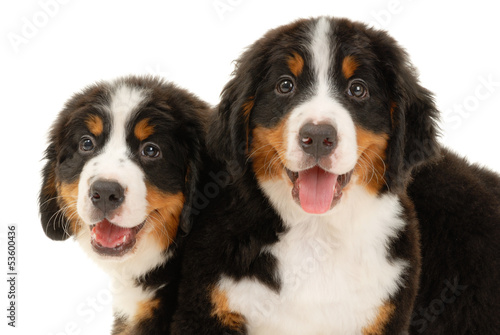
[218, 184, 408, 334]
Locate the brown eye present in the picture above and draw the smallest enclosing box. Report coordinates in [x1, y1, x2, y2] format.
[141, 142, 161, 159]
[277, 77, 295, 94]
[348, 80, 369, 99]
[79, 136, 95, 153]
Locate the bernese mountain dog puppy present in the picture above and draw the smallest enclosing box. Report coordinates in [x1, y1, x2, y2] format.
[172, 17, 500, 334]
[39, 76, 209, 334]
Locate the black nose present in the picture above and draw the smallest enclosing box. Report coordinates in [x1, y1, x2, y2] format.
[299, 123, 338, 159]
[89, 180, 125, 215]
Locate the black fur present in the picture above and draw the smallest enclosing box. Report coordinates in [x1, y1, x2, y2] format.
[408, 148, 500, 334]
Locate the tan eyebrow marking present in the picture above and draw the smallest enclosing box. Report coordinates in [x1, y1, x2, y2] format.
[342, 55, 359, 79]
[85, 114, 104, 137]
[134, 118, 155, 141]
[288, 52, 304, 77]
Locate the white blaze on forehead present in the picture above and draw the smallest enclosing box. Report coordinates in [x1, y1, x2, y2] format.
[311, 17, 332, 97]
[283, 17, 358, 175]
[77, 84, 150, 228]
[102, 84, 146, 163]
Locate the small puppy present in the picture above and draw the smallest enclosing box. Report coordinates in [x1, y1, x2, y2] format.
[40, 76, 209, 334]
[172, 17, 500, 334]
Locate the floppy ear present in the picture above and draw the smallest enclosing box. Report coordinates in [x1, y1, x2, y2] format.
[206, 35, 273, 178]
[207, 75, 255, 177]
[39, 143, 72, 241]
[178, 109, 208, 235]
[179, 149, 202, 235]
[383, 47, 440, 192]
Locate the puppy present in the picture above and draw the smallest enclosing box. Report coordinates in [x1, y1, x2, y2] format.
[172, 17, 500, 334]
[39, 76, 209, 334]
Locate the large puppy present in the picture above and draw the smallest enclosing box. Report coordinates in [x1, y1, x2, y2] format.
[40, 76, 209, 334]
[172, 17, 500, 334]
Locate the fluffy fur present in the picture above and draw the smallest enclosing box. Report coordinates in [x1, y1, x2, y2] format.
[172, 17, 500, 334]
[408, 149, 500, 334]
[40, 76, 209, 334]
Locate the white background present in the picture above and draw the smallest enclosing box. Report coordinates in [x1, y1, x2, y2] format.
[1, 0, 499, 334]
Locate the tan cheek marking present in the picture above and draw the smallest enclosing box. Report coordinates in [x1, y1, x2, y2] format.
[85, 115, 104, 137]
[57, 181, 81, 235]
[362, 302, 395, 335]
[134, 118, 155, 141]
[342, 55, 359, 79]
[250, 118, 289, 182]
[144, 186, 185, 250]
[211, 287, 245, 331]
[355, 127, 389, 194]
[287, 52, 304, 77]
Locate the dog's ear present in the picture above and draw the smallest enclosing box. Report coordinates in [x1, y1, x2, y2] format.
[39, 141, 72, 241]
[380, 35, 440, 192]
[178, 105, 209, 235]
[207, 40, 269, 177]
[207, 75, 255, 177]
[179, 149, 201, 235]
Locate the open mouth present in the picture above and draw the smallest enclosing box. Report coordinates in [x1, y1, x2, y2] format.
[287, 166, 353, 214]
[90, 219, 145, 257]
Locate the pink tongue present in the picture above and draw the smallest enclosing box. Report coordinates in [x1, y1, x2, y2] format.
[91, 219, 132, 248]
[298, 166, 338, 214]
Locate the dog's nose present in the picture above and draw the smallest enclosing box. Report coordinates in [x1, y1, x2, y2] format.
[299, 123, 338, 159]
[90, 180, 125, 215]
